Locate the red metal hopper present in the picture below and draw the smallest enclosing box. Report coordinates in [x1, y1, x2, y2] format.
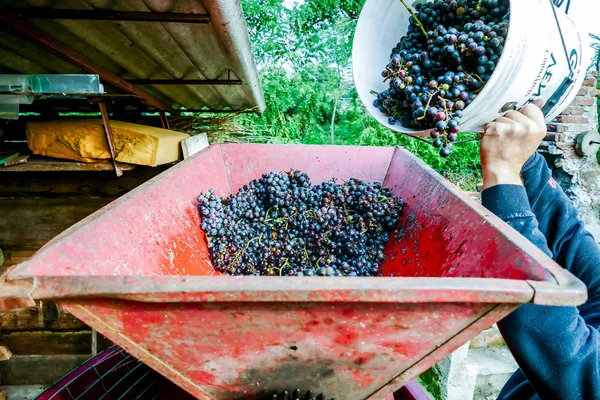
[0, 144, 586, 400]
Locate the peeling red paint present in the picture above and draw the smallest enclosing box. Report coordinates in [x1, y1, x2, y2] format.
[334, 330, 359, 346]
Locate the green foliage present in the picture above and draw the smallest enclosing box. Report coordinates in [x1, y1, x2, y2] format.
[417, 365, 444, 400]
[236, 0, 481, 189]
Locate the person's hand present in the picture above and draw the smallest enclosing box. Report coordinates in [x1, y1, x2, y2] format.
[480, 103, 547, 190]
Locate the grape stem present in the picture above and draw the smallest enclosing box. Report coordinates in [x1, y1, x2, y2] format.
[278, 259, 290, 276]
[416, 90, 439, 121]
[401, 133, 434, 146]
[470, 73, 485, 94]
[399, 0, 429, 39]
[438, 96, 451, 145]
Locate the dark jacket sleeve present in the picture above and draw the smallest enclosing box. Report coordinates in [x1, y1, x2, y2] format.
[481, 155, 600, 400]
[520, 153, 600, 318]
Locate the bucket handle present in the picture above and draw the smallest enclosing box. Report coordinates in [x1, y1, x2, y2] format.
[542, 76, 575, 116]
[541, 0, 576, 116]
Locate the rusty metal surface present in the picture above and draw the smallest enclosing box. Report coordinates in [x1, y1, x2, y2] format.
[27, 276, 536, 305]
[4, 144, 588, 399]
[64, 299, 498, 400]
[526, 279, 588, 306]
[368, 303, 519, 399]
[381, 147, 584, 291]
[0, 0, 265, 113]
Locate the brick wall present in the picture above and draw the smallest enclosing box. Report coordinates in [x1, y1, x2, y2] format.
[541, 70, 600, 242]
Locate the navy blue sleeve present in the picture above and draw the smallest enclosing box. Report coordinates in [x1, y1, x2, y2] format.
[482, 160, 600, 400]
[520, 153, 600, 318]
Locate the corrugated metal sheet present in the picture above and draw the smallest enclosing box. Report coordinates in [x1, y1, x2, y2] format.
[0, 0, 266, 113]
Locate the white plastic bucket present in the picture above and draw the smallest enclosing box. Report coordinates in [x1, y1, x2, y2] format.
[353, 0, 592, 135]
[553, 0, 600, 70]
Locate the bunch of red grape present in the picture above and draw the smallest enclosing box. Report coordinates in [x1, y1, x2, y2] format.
[197, 171, 404, 277]
[374, 0, 510, 157]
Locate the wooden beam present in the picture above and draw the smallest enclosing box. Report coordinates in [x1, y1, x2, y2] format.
[0, 354, 90, 385]
[0, 166, 170, 198]
[0, 301, 86, 332]
[0, 8, 176, 113]
[0, 331, 91, 356]
[0, 157, 135, 173]
[91, 329, 98, 355]
[0, 346, 12, 361]
[0, 198, 112, 251]
[99, 103, 123, 177]
[159, 111, 170, 130]
[10, 8, 211, 23]
[127, 79, 242, 85]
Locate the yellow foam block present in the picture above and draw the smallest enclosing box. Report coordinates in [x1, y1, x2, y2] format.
[26, 120, 190, 167]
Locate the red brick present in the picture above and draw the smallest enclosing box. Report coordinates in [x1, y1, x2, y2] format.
[564, 124, 592, 134]
[572, 97, 596, 107]
[578, 88, 588, 96]
[560, 107, 585, 115]
[591, 70, 598, 78]
[555, 115, 589, 124]
[546, 123, 568, 133]
[557, 142, 579, 159]
[583, 77, 597, 87]
[544, 132, 565, 142]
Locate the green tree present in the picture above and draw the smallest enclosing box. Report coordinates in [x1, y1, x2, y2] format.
[235, 0, 481, 187]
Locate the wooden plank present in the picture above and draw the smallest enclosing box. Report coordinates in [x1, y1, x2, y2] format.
[0, 165, 172, 198]
[0, 198, 112, 251]
[0, 347, 11, 361]
[0, 331, 91, 355]
[0, 157, 136, 172]
[0, 354, 90, 385]
[0, 301, 86, 332]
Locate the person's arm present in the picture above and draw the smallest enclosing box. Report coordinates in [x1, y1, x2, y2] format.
[520, 153, 600, 317]
[480, 105, 600, 400]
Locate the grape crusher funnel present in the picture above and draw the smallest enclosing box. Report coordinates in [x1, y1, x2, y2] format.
[0, 144, 586, 400]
